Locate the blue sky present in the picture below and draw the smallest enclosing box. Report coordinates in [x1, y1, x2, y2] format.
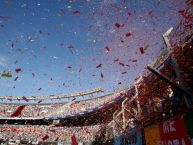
[0, 0, 186, 103]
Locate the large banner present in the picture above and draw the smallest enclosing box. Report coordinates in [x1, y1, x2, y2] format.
[144, 124, 160, 145]
[158, 118, 190, 145]
[185, 111, 193, 145]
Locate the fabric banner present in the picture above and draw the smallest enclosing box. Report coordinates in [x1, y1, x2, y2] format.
[71, 134, 78, 145]
[144, 124, 160, 145]
[185, 111, 193, 145]
[11, 105, 26, 117]
[159, 118, 190, 145]
[42, 135, 49, 141]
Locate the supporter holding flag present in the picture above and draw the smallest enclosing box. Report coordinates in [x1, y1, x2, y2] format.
[71, 134, 78, 145]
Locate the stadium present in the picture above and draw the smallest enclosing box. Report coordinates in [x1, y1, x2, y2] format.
[0, 0, 193, 145]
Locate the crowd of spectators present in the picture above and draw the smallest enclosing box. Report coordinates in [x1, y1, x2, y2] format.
[0, 124, 102, 143]
[0, 89, 127, 119]
[45, 89, 127, 118]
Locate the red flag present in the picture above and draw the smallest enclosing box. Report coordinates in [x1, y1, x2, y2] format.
[55, 137, 59, 141]
[139, 47, 144, 54]
[11, 105, 26, 117]
[119, 62, 125, 66]
[68, 45, 74, 49]
[38, 100, 43, 103]
[113, 59, 119, 63]
[72, 10, 80, 14]
[100, 73, 104, 79]
[15, 68, 22, 73]
[96, 64, 102, 68]
[115, 23, 120, 28]
[105, 46, 110, 52]
[22, 96, 29, 102]
[125, 32, 132, 37]
[42, 135, 49, 141]
[32, 73, 35, 77]
[71, 134, 78, 145]
[14, 76, 19, 81]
